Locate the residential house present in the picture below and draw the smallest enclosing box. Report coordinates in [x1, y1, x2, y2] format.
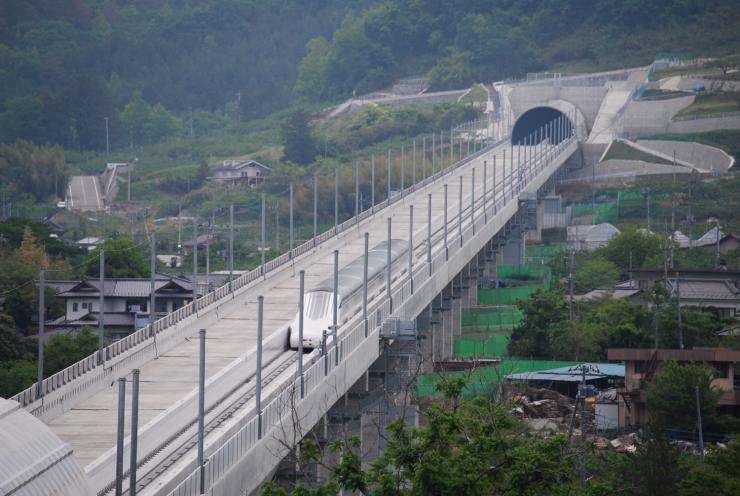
[208, 159, 270, 187]
[566, 223, 619, 251]
[608, 347, 740, 427]
[48, 274, 198, 340]
[76, 236, 104, 251]
[576, 268, 740, 316]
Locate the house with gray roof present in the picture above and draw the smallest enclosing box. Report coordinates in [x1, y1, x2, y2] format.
[208, 159, 270, 187]
[48, 274, 198, 339]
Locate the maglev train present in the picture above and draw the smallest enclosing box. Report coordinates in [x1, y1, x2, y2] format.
[288, 239, 409, 349]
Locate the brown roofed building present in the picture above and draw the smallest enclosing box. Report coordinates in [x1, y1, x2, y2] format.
[607, 347, 740, 428]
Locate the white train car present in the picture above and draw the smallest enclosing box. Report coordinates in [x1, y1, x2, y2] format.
[288, 239, 408, 349]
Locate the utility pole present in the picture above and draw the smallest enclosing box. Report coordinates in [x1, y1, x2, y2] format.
[696, 385, 705, 462]
[568, 250, 574, 320]
[677, 272, 683, 349]
[37, 268, 45, 398]
[104, 117, 110, 156]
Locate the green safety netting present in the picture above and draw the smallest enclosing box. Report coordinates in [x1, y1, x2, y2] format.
[617, 190, 670, 202]
[454, 333, 510, 358]
[525, 244, 565, 261]
[495, 263, 550, 280]
[461, 307, 522, 332]
[416, 359, 580, 398]
[478, 285, 541, 306]
[572, 202, 618, 223]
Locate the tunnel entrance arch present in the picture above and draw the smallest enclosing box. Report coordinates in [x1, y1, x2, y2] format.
[512, 107, 572, 145]
[511, 100, 588, 144]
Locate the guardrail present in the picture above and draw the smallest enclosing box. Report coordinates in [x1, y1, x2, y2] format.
[11, 129, 508, 416]
[165, 133, 578, 496]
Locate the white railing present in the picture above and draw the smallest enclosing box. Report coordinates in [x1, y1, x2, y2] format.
[164, 133, 578, 496]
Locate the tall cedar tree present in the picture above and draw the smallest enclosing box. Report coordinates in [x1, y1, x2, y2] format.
[282, 109, 317, 166]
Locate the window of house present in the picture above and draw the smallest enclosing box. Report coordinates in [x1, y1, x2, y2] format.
[638, 280, 648, 289]
[73, 302, 78, 312]
[713, 362, 729, 378]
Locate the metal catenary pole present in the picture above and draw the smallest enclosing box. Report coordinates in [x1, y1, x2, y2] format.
[387, 217, 392, 312]
[332, 250, 339, 365]
[229, 205, 234, 290]
[387, 149, 392, 200]
[408, 204, 414, 293]
[355, 160, 359, 219]
[149, 232, 156, 333]
[129, 369, 140, 496]
[289, 183, 294, 257]
[334, 166, 339, 232]
[256, 299, 263, 437]
[37, 268, 45, 397]
[197, 329, 206, 492]
[115, 377, 126, 496]
[192, 219, 198, 311]
[371, 154, 375, 210]
[443, 184, 448, 259]
[313, 174, 318, 244]
[363, 232, 369, 337]
[427, 193, 433, 274]
[260, 193, 266, 273]
[99, 249, 105, 364]
[298, 270, 305, 398]
[471, 168, 476, 236]
[458, 175, 463, 247]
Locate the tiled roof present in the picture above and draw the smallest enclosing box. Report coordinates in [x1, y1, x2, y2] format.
[667, 278, 740, 300]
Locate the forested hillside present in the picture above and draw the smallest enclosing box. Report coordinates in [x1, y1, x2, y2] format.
[0, 0, 369, 150]
[1, 0, 739, 154]
[294, 0, 740, 101]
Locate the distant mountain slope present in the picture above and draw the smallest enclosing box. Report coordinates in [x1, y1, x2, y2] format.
[293, 0, 740, 102]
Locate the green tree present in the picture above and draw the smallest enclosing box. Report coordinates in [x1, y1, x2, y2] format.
[84, 238, 149, 278]
[263, 376, 588, 495]
[679, 435, 740, 495]
[282, 109, 317, 165]
[0, 314, 32, 362]
[573, 256, 619, 293]
[43, 326, 98, 376]
[293, 36, 332, 102]
[509, 289, 567, 358]
[601, 226, 664, 270]
[120, 91, 153, 148]
[0, 360, 37, 398]
[645, 361, 723, 431]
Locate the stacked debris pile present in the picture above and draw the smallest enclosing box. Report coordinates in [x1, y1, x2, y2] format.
[511, 388, 575, 419]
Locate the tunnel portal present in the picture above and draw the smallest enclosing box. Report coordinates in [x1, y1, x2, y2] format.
[511, 107, 573, 145]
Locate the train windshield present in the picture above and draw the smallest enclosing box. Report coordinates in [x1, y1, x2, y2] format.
[306, 291, 333, 320]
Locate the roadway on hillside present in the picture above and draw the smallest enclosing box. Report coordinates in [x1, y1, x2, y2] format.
[67, 175, 104, 212]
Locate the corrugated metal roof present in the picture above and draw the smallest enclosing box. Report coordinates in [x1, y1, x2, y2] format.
[505, 362, 625, 382]
[506, 372, 606, 382]
[0, 398, 92, 495]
